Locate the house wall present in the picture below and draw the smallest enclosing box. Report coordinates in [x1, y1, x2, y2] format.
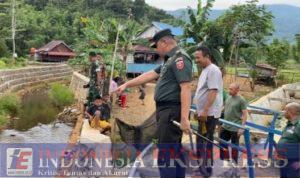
[40, 55, 69, 62]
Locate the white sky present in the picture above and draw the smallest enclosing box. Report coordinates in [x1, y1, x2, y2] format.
[145, 0, 300, 10]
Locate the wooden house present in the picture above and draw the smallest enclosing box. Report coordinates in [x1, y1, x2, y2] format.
[37, 40, 76, 62]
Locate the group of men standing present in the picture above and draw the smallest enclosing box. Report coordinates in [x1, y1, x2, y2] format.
[115, 28, 248, 177]
[113, 28, 300, 178]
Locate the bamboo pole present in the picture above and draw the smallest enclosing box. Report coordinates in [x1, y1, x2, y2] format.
[11, 0, 16, 60]
[109, 24, 120, 88]
[110, 24, 121, 170]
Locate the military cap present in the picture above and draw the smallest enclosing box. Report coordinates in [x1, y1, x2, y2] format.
[150, 29, 174, 48]
[89, 51, 97, 57]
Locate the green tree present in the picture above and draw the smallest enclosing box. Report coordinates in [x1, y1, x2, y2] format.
[184, 0, 225, 68]
[0, 38, 9, 57]
[75, 17, 142, 77]
[266, 39, 289, 68]
[217, 0, 274, 62]
[292, 34, 300, 63]
[133, 0, 145, 22]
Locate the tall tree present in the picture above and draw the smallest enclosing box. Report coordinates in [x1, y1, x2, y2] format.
[133, 0, 145, 22]
[266, 39, 289, 68]
[184, 0, 225, 68]
[292, 34, 300, 63]
[217, 0, 274, 62]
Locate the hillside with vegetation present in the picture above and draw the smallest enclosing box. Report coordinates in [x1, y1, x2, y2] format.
[0, 0, 180, 58]
[168, 4, 300, 42]
[0, 0, 299, 84]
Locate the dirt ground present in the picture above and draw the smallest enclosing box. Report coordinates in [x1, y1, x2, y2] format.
[223, 74, 274, 102]
[113, 74, 275, 125]
[111, 83, 156, 126]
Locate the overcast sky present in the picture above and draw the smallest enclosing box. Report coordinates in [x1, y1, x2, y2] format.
[145, 0, 300, 10]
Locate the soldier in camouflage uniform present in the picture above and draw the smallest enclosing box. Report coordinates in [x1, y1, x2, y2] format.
[86, 51, 102, 107]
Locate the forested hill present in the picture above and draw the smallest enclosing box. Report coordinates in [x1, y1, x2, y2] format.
[24, 0, 174, 22]
[0, 0, 177, 57]
[168, 4, 300, 42]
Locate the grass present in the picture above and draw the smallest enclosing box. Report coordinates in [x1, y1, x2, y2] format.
[0, 113, 7, 127]
[0, 93, 21, 127]
[48, 83, 75, 108]
[225, 60, 300, 83]
[0, 93, 21, 116]
[0, 57, 28, 69]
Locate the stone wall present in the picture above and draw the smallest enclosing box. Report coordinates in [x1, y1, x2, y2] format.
[69, 72, 89, 104]
[0, 64, 73, 93]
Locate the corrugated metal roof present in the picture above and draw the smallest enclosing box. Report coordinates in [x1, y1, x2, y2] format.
[256, 63, 277, 70]
[152, 22, 194, 43]
[38, 40, 74, 52]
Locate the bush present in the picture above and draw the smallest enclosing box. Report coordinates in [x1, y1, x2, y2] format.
[15, 57, 28, 67]
[0, 57, 11, 65]
[0, 57, 28, 68]
[0, 39, 9, 58]
[0, 60, 6, 69]
[0, 112, 7, 127]
[48, 83, 75, 108]
[0, 94, 21, 116]
[250, 69, 258, 79]
[277, 73, 285, 81]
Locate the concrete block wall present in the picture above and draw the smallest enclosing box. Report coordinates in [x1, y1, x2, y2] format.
[0, 64, 73, 93]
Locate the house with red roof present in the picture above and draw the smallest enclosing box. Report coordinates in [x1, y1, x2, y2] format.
[37, 40, 76, 62]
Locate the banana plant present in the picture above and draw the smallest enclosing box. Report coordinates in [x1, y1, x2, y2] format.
[184, 0, 225, 70]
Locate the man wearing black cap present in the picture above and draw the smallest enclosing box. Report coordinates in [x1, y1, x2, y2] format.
[117, 29, 192, 178]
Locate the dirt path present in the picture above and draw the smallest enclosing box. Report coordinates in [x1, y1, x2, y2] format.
[112, 83, 156, 126]
[112, 74, 274, 126]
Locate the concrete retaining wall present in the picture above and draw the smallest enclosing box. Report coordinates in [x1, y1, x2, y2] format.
[69, 72, 89, 104]
[0, 64, 73, 93]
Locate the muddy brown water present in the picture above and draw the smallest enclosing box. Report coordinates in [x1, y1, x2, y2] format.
[0, 88, 72, 143]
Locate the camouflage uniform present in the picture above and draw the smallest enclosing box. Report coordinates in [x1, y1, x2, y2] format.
[87, 61, 101, 106]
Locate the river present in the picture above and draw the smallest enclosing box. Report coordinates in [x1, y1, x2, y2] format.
[0, 88, 72, 143]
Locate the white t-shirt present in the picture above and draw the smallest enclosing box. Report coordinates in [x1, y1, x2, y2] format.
[194, 63, 223, 118]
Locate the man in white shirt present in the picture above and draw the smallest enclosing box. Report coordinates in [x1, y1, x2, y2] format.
[194, 46, 223, 177]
